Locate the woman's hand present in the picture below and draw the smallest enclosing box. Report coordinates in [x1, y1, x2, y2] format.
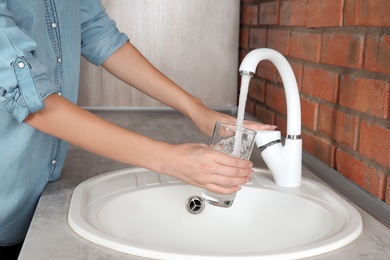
[160, 143, 253, 194]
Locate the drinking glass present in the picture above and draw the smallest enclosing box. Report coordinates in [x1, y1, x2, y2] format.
[202, 122, 256, 207]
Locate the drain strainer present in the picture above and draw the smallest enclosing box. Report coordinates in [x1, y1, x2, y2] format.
[186, 196, 205, 214]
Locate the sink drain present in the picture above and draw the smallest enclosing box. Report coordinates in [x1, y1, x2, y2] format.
[186, 196, 205, 214]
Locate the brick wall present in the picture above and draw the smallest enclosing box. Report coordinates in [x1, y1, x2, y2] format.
[239, 0, 390, 203]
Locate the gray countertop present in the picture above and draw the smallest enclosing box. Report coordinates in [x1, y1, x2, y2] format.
[19, 111, 390, 260]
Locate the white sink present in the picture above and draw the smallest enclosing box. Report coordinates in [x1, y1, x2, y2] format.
[68, 167, 362, 259]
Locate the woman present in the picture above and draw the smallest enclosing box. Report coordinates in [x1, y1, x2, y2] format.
[0, 0, 274, 258]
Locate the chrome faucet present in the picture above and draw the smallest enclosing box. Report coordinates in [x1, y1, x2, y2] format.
[239, 48, 302, 187]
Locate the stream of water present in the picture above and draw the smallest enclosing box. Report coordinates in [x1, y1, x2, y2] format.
[232, 75, 251, 157]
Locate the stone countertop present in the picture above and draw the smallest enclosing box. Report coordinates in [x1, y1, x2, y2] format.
[19, 111, 390, 260]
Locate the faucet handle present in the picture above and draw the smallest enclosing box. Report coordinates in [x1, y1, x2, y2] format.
[255, 130, 281, 152]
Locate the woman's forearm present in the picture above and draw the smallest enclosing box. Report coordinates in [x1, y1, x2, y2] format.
[101, 42, 201, 119]
[24, 94, 171, 173]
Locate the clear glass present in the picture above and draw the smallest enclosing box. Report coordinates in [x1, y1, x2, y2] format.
[202, 122, 256, 207]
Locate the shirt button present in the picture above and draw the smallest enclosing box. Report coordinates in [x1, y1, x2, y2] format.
[57, 92, 62, 96]
[51, 23, 57, 28]
[57, 57, 62, 63]
[18, 62, 25, 69]
[51, 160, 57, 165]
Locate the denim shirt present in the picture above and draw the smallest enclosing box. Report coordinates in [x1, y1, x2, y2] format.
[0, 0, 128, 245]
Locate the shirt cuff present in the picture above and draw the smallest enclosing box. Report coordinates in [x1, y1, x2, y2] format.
[0, 56, 55, 123]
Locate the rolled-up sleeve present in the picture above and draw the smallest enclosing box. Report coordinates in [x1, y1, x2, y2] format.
[0, 1, 56, 123]
[80, 0, 129, 66]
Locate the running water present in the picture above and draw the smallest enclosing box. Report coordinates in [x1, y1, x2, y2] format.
[232, 75, 251, 157]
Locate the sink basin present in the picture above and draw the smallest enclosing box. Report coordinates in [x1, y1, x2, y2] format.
[68, 167, 362, 259]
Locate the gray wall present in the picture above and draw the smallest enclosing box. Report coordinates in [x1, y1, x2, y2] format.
[78, 0, 240, 108]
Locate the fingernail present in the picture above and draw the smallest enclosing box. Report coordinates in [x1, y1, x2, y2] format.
[247, 176, 252, 182]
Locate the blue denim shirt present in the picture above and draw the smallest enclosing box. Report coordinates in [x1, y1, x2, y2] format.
[0, 0, 128, 245]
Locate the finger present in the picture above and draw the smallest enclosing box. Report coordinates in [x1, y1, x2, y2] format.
[243, 121, 277, 130]
[209, 173, 251, 188]
[212, 151, 253, 172]
[212, 163, 253, 179]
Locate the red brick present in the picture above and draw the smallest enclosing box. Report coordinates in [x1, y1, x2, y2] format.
[335, 150, 368, 188]
[289, 60, 304, 91]
[259, 1, 280, 25]
[302, 66, 339, 103]
[248, 78, 266, 103]
[257, 60, 278, 82]
[239, 50, 248, 65]
[301, 98, 319, 131]
[255, 105, 275, 125]
[306, 0, 343, 27]
[340, 75, 390, 119]
[275, 114, 287, 137]
[302, 131, 336, 167]
[290, 31, 321, 62]
[280, 0, 307, 26]
[321, 33, 364, 69]
[364, 35, 390, 74]
[249, 28, 267, 49]
[273, 59, 303, 87]
[368, 171, 387, 200]
[240, 28, 250, 49]
[267, 29, 290, 55]
[318, 105, 359, 150]
[265, 83, 287, 116]
[245, 98, 256, 115]
[359, 121, 390, 168]
[241, 5, 259, 25]
[335, 150, 386, 200]
[386, 177, 390, 204]
[345, 0, 390, 26]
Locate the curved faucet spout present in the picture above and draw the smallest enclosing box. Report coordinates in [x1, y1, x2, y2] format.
[239, 48, 302, 187]
[239, 48, 301, 136]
